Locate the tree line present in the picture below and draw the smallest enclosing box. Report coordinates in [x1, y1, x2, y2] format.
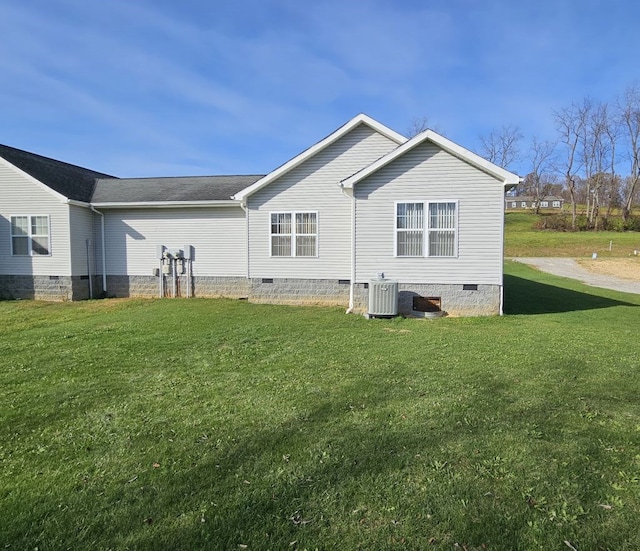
[411, 84, 640, 231]
[482, 85, 640, 230]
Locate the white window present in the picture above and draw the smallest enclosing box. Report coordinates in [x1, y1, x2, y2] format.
[521, 202, 527, 208]
[511, 202, 516, 208]
[11, 215, 50, 256]
[396, 201, 457, 257]
[553, 200, 561, 208]
[270, 212, 317, 257]
[540, 201, 548, 207]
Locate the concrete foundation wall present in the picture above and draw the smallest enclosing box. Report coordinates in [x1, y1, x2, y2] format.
[1, 274, 501, 317]
[249, 278, 351, 307]
[0, 275, 90, 301]
[105, 275, 249, 299]
[397, 283, 500, 317]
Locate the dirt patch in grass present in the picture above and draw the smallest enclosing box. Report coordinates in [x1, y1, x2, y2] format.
[576, 257, 640, 281]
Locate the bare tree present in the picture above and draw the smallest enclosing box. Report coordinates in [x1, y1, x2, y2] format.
[479, 125, 523, 169]
[603, 104, 621, 221]
[581, 101, 615, 227]
[618, 85, 640, 221]
[406, 116, 430, 138]
[554, 100, 590, 230]
[524, 137, 557, 214]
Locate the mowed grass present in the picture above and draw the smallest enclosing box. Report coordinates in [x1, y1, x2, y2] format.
[2, 262, 640, 550]
[505, 212, 640, 257]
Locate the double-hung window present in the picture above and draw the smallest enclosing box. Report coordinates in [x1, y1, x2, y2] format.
[11, 215, 50, 256]
[396, 201, 457, 257]
[270, 211, 317, 257]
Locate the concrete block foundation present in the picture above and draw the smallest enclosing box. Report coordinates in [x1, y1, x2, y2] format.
[1, 274, 501, 316]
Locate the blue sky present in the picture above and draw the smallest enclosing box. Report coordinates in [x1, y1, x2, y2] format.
[0, 0, 637, 177]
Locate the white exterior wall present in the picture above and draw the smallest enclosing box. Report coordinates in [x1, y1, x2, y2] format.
[0, 160, 72, 276]
[247, 124, 399, 279]
[69, 204, 96, 276]
[101, 207, 247, 276]
[355, 143, 504, 285]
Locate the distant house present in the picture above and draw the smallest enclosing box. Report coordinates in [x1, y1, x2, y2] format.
[505, 196, 564, 210]
[1, 114, 519, 316]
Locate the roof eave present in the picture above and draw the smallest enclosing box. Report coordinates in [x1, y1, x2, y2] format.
[90, 200, 241, 209]
[232, 114, 407, 202]
[0, 154, 71, 203]
[341, 130, 521, 189]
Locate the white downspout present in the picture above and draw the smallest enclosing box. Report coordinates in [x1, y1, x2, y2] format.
[91, 206, 107, 294]
[239, 201, 250, 281]
[340, 186, 356, 313]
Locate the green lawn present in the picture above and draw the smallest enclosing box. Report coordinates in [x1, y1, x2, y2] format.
[2, 262, 640, 550]
[505, 212, 640, 257]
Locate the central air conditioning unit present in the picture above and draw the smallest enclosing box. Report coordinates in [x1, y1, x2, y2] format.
[368, 278, 398, 318]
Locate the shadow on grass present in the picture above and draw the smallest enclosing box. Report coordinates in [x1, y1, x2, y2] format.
[504, 273, 637, 315]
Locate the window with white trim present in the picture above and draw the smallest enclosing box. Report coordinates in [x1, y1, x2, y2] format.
[270, 212, 317, 257]
[511, 201, 516, 208]
[396, 201, 457, 257]
[552, 200, 560, 207]
[540, 201, 548, 207]
[521, 201, 527, 208]
[11, 215, 50, 256]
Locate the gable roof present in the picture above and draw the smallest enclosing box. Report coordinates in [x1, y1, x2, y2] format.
[92, 175, 265, 206]
[340, 129, 521, 189]
[232, 113, 407, 202]
[0, 143, 115, 203]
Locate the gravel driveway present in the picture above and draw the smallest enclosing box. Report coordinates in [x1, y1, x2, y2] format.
[511, 258, 640, 295]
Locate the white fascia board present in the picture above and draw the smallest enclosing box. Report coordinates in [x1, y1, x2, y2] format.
[341, 129, 521, 189]
[232, 113, 407, 202]
[0, 154, 70, 203]
[90, 200, 241, 209]
[67, 199, 92, 207]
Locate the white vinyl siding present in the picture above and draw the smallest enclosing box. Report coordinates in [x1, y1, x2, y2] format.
[247, 123, 399, 279]
[101, 207, 247, 276]
[0, 159, 72, 275]
[270, 211, 317, 257]
[355, 142, 504, 285]
[69, 204, 97, 276]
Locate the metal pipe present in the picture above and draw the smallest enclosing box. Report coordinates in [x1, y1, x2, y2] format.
[340, 186, 356, 313]
[187, 259, 192, 298]
[172, 257, 177, 298]
[86, 239, 93, 299]
[90, 206, 107, 294]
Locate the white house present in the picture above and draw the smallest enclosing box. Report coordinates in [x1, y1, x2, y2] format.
[0, 114, 519, 316]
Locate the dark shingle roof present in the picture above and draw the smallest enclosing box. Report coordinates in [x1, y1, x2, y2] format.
[91, 175, 265, 203]
[0, 143, 115, 203]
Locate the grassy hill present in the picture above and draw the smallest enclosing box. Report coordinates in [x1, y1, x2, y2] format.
[504, 212, 640, 257]
[1, 264, 640, 549]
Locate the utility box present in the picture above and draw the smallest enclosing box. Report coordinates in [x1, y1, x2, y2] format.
[368, 279, 398, 318]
